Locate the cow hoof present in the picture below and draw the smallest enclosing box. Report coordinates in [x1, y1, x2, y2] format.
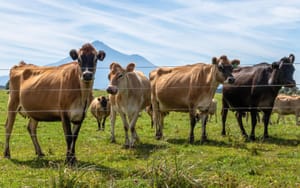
[262, 135, 269, 141]
[189, 136, 194, 144]
[201, 135, 208, 142]
[65, 156, 77, 166]
[37, 153, 45, 158]
[4, 154, 11, 159]
[155, 133, 162, 140]
[110, 138, 116, 143]
[123, 144, 130, 149]
[4, 151, 11, 159]
[249, 135, 256, 141]
[221, 131, 226, 136]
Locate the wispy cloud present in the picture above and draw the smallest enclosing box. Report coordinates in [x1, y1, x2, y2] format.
[0, 0, 299, 79]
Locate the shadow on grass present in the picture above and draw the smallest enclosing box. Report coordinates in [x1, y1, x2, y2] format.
[257, 136, 299, 146]
[133, 142, 168, 159]
[10, 158, 123, 178]
[166, 138, 242, 148]
[167, 135, 299, 148]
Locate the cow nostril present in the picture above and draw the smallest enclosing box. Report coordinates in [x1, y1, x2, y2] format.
[228, 77, 235, 84]
[83, 72, 93, 81]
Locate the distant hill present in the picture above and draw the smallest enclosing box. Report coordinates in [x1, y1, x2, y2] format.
[0, 40, 157, 89]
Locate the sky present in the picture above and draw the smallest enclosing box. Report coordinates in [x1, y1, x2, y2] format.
[0, 0, 299, 84]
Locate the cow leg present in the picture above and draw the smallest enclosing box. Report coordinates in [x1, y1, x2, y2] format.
[249, 110, 258, 141]
[69, 123, 82, 164]
[61, 115, 74, 164]
[262, 111, 271, 139]
[27, 119, 44, 157]
[102, 116, 107, 130]
[128, 113, 140, 148]
[119, 113, 130, 148]
[97, 118, 101, 131]
[153, 102, 163, 140]
[201, 114, 209, 142]
[221, 104, 228, 136]
[110, 109, 117, 143]
[4, 99, 19, 158]
[189, 111, 197, 144]
[235, 112, 248, 138]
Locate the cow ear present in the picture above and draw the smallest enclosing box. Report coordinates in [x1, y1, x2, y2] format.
[289, 54, 295, 63]
[126, 63, 135, 72]
[70, 49, 78, 60]
[109, 62, 116, 70]
[231, 59, 240, 68]
[272, 62, 279, 69]
[212, 57, 218, 65]
[97, 50, 106, 61]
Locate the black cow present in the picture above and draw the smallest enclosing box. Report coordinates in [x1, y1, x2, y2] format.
[222, 54, 296, 140]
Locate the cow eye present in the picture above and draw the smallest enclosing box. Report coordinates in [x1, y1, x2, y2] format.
[117, 73, 123, 79]
[218, 64, 224, 71]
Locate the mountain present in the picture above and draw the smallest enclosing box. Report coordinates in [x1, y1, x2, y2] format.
[50, 40, 156, 89]
[0, 40, 157, 89]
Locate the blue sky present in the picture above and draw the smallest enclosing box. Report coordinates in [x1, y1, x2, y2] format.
[0, 0, 299, 84]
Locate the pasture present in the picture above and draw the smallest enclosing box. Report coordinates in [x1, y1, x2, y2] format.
[0, 90, 299, 187]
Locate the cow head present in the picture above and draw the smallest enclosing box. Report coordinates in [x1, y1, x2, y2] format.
[106, 62, 135, 95]
[69, 43, 106, 81]
[212, 55, 240, 84]
[268, 54, 296, 88]
[98, 96, 108, 108]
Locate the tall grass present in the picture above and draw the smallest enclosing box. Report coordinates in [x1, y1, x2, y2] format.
[0, 90, 299, 187]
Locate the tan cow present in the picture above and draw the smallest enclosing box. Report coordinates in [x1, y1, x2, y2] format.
[106, 62, 151, 148]
[4, 43, 105, 164]
[196, 98, 218, 123]
[273, 94, 300, 125]
[150, 55, 239, 143]
[90, 96, 110, 131]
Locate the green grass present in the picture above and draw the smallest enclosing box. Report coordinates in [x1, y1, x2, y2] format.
[0, 90, 299, 187]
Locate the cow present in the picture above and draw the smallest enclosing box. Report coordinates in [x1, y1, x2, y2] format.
[106, 62, 151, 148]
[222, 54, 296, 140]
[90, 96, 111, 131]
[196, 99, 218, 123]
[150, 55, 240, 143]
[273, 94, 300, 125]
[4, 43, 105, 164]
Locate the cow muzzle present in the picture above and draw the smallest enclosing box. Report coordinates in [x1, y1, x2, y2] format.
[284, 80, 296, 88]
[106, 85, 118, 95]
[225, 76, 235, 84]
[82, 71, 94, 81]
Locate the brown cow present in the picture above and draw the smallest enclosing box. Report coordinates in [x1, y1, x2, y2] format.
[273, 94, 300, 125]
[90, 96, 111, 130]
[150, 55, 239, 143]
[4, 43, 105, 164]
[107, 62, 151, 148]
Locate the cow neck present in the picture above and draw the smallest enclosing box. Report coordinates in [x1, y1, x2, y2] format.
[80, 80, 93, 110]
[210, 65, 221, 91]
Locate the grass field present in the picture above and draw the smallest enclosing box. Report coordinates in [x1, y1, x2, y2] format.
[0, 90, 299, 187]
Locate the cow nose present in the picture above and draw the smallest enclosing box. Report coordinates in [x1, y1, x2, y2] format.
[82, 72, 93, 81]
[286, 80, 296, 88]
[228, 77, 235, 84]
[106, 86, 118, 95]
